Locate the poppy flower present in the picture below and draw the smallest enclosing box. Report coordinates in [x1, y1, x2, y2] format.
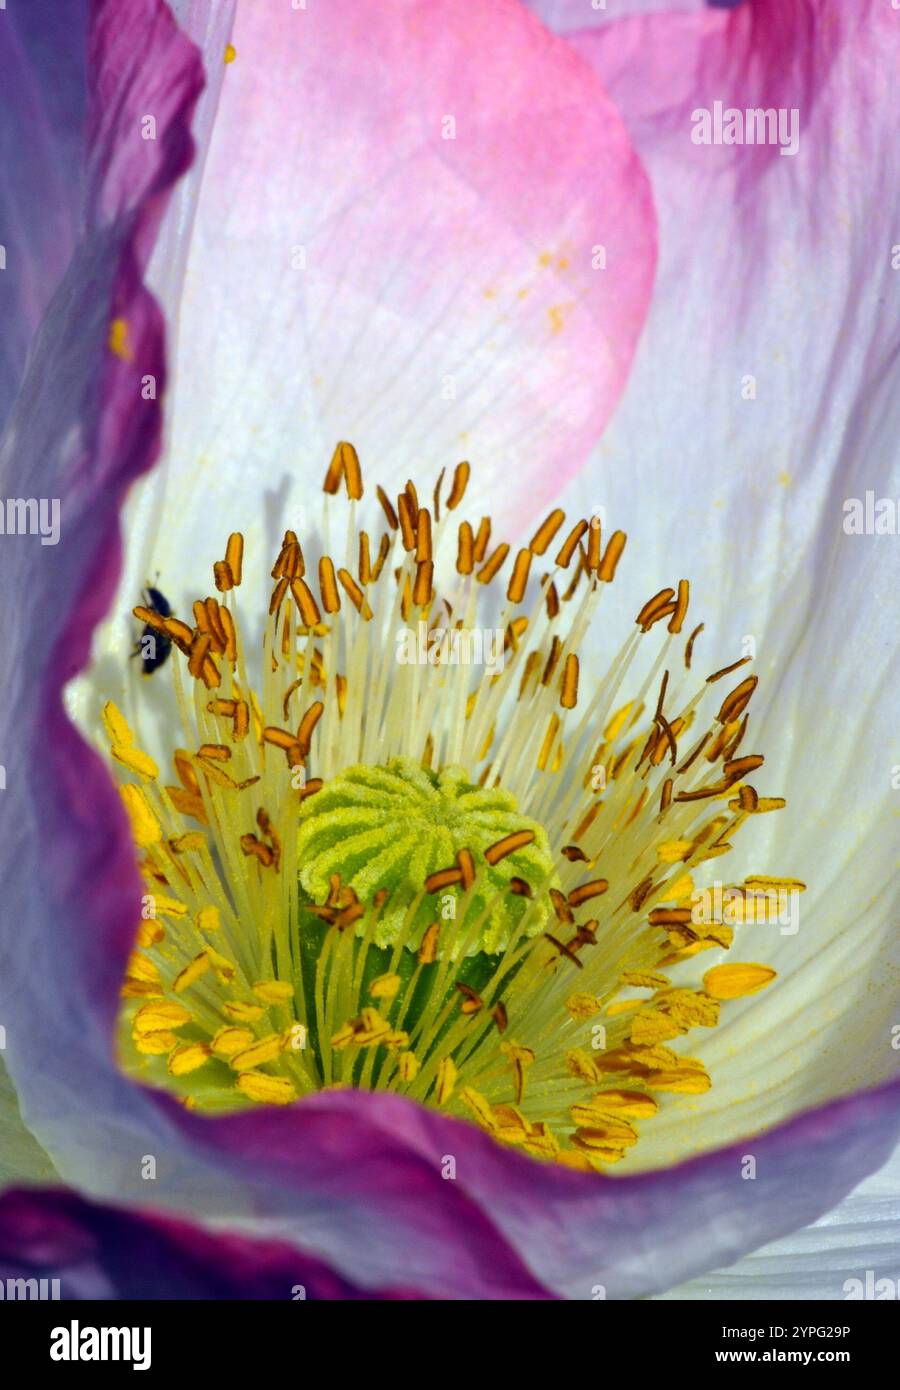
[0, 0, 897, 1301]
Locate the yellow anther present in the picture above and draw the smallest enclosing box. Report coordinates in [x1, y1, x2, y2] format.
[223, 1001, 265, 1023]
[435, 1057, 458, 1105]
[125, 952, 159, 983]
[644, 1070, 712, 1095]
[657, 839, 692, 863]
[110, 744, 158, 782]
[102, 701, 133, 748]
[587, 1090, 659, 1120]
[133, 1001, 191, 1034]
[230, 1035, 283, 1071]
[211, 1026, 255, 1058]
[135, 920, 165, 948]
[397, 1052, 419, 1082]
[134, 1031, 177, 1056]
[236, 1072, 297, 1106]
[565, 993, 601, 1021]
[703, 963, 777, 1000]
[153, 894, 189, 918]
[173, 953, 211, 993]
[459, 1087, 496, 1130]
[119, 785, 161, 847]
[167, 1043, 211, 1076]
[253, 981, 295, 1004]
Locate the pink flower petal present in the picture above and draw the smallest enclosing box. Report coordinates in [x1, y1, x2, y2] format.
[4, 0, 896, 1304]
[529, 0, 707, 32]
[129, 0, 655, 587]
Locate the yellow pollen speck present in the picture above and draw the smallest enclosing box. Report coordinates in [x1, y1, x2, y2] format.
[196, 905, 221, 933]
[369, 972, 402, 1001]
[548, 305, 567, 335]
[108, 318, 131, 361]
[224, 43, 236, 63]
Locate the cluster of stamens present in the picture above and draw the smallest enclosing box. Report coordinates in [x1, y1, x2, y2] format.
[105, 444, 800, 1171]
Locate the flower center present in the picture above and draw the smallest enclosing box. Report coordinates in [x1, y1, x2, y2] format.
[297, 757, 556, 954]
[103, 446, 797, 1171]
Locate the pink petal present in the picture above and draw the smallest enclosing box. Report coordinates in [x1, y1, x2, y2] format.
[131, 0, 656, 586]
[4, 0, 896, 1304]
[529, 0, 707, 31]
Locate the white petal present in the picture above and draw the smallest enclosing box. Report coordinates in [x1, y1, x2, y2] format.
[659, 1141, 900, 1299]
[549, 1, 900, 1168]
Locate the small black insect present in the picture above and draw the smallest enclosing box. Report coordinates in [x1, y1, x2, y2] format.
[133, 583, 173, 674]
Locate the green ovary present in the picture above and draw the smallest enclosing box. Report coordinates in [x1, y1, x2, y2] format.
[297, 756, 557, 954]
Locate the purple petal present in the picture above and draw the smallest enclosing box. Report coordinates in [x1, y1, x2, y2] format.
[0, 1186, 426, 1299]
[0, 0, 87, 423]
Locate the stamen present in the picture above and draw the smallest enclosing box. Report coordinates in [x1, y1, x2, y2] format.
[107, 449, 788, 1170]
